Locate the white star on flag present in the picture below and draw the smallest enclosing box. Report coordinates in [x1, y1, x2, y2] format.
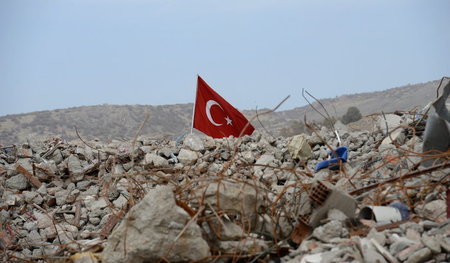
[225, 116, 232, 125]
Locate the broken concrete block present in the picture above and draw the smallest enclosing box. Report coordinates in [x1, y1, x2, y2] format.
[307, 181, 357, 227]
[144, 153, 169, 167]
[183, 133, 204, 152]
[312, 220, 344, 242]
[177, 149, 199, 164]
[287, 134, 312, 161]
[102, 185, 210, 263]
[5, 174, 29, 190]
[199, 180, 265, 226]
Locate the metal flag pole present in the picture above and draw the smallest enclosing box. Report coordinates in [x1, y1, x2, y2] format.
[190, 75, 199, 134]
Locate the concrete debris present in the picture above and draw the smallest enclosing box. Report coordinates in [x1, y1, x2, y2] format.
[0, 99, 449, 262]
[287, 134, 312, 161]
[102, 185, 210, 263]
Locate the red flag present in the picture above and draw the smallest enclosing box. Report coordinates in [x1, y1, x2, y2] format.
[193, 76, 255, 138]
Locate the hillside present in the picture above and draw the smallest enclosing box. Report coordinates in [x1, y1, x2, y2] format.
[0, 80, 440, 145]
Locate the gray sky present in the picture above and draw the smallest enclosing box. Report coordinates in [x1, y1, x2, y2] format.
[1, 0, 449, 117]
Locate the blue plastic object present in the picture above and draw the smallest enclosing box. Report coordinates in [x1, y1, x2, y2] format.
[314, 146, 348, 172]
[389, 201, 409, 220]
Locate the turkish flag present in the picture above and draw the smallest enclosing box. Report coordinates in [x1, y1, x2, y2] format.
[193, 76, 255, 138]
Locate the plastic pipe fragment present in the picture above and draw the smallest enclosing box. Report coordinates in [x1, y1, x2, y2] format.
[359, 202, 409, 226]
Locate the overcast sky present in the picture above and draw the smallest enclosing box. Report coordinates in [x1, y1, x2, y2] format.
[1, 0, 449, 117]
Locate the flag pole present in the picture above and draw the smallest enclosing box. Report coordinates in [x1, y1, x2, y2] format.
[190, 75, 199, 134]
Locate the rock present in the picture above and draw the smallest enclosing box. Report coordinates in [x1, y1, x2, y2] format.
[287, 134, 312, 161]
[50, 149, 64, 164]
[378, 114, 402, 135]
[177, 149, 198, 164]
[5, 174, 29, 190]
[440, 236, 450, 252]
[183, 134, 204, 152]
[405, 247, 432, 263]
[34, 211, 53, 229]
[205, 221, 246, 241]
[144, 153, 169, 167]
[218, 238, 268, 254]
[16, 158, 33, 173]
[367, 228, 386, 247]
[113, 195, 128, 209]
[199, 180, 265, 227]
[85, 197, 108, 211]
[360, 238, 387, 263]
[22, 191, 43, 205]
[67, 154, 84, 175]
[414, 200, 446, 221]
[55, 189, 69, 206]
[389, 237, 417, 256]
[27, 230, 43, 243]
[255, 154, 275, 166]
[102, 185, 210, 263]
[422, 234, 441, 254]
[327, 208, 348, 222]
[312, 220, 343, 242]
[34, 162, 57, 180]
[241, 151, 255, 163]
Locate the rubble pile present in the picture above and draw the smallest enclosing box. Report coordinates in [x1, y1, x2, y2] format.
[0, 110, 449, 262]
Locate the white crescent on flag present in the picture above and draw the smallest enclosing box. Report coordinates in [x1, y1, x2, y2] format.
[206, 100, 224, 126]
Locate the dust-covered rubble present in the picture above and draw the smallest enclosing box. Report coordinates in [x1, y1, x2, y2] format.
[0, 109, 448, 263]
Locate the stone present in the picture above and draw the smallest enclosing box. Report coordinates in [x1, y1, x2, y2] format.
[177, 149, 198, 164]
[34, 162, 57, 180]
[34, 211, 53, 229]
[416, 200, 446, 220]
[37, 184, 47, 195]
[205, 220, 246, 241]
[422, 234, 441, 254]
[378, 114, 402, 135]
[77, 181, 91, 190]
[183, 134, 204, 152]
[218, 238, 269, 254]
[67, 154, 84, 175]
[367, 228, 386, 247]
[144, 153, 169, 167]
[405, 247, 432, 263]
[23, 221, 38, 231]
[50, 149, 64, 164]
[389, 237, 417, 256]
[16, 158, 33, 173]
[27, 230, 42, 243]
[327, 209, 348, 222]
[360, 238, 387, 263]
[5, 174, 28, 190]
[113, 194, 128, 209]
[102, 185, 210, 263]
[241, 151, 255, 163]
[255, 154, 275, 166]
[55, 189, 70, 206]
[198, 180, 265, 227]
[89, 217, 101, 225]
[312, 220, 343, 242]
[287, 134, 312, 161]
[440, 236, 450, 252]
[405, 228, 421, 241]
[22, 191, 43, 205]
[85, 197, 108, 211]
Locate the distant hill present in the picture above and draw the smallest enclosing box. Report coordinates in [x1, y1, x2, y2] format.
[0, 80, 440, 145]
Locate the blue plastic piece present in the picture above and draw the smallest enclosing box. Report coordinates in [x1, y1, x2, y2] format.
[314, 146, 348, 172]
[389, 201, 410, 220]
